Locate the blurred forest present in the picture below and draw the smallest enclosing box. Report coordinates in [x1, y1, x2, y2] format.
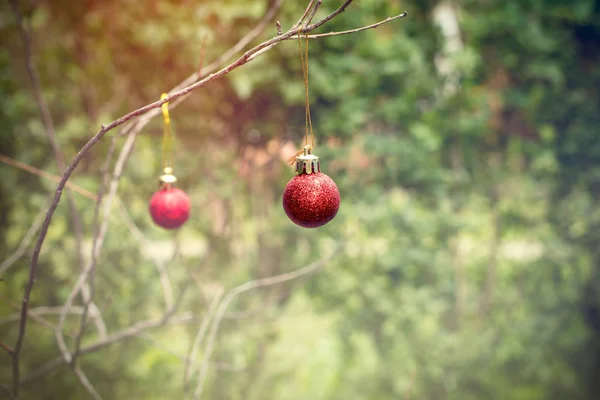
[1, 0, 600, 399]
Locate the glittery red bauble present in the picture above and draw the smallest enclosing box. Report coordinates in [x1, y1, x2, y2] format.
[149, 187, 191, 229]
[282, 172, 340, 228]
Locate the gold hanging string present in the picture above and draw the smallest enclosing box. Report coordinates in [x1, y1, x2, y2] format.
[161, 93, 173, 171]
[298, 28, 314, 148]
[288, 29, 315, 164]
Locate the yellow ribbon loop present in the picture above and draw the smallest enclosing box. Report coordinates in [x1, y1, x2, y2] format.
[161, 93, 170, 124]
[161, 93, 173, 171]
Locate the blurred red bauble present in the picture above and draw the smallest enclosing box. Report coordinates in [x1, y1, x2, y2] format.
[282, 147, 340, 229]
[149, 187, 190, 229]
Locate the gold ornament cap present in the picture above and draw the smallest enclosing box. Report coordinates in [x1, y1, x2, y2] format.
[295, 145, 320, 175]
[159, 167, 177, 186]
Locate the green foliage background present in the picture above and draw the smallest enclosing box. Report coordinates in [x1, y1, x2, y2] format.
[1, 0, 600, 399]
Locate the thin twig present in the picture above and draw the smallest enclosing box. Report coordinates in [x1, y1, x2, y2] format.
[0, 154, 98, 201]
[295, 11, 408, 39]
[192, 245, 344, 399]
[0, 199, 48, 275]
[223, 288, 292, 320]
[303, 0, 353, 32]
[137, 334, 241, 373]
[184, 287, 224, 392]
[54, 132, 138, 368]
[73, 365, 103, 400]
[238, 9, 408, 65]
[304, 0, 322, 27]
[20, 313, 195, 386]
[113, 0, 342, 142]
[52, 134, 128, 391]
[74, 133, 139, 359]
[0, 296, 79, 334]
[0, 341, 14, 356]
[23, 285, 192, 386]
[0, 155, 106, 335]
[294, 0, 316, 29]
[11, 1, 408, 395]
[117, 198, 174, 310]
[137, 333, 189, 363]
[27, 312, 61, 333]
[0, 306, 84, 325]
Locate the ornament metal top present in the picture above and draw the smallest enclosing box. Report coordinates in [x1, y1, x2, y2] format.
[158, 167, 177, 186]
[295, 145, 320, 175]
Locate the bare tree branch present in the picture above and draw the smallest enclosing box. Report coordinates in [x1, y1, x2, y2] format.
[0, 155, 98, 201]
[138, 333, 244, 372]
[192, 244, 344, 399]
[304, 0, 353, 32]
[116, 198, 175, 310]
[27, 313, 63, 335]
[0, 153, 108, 343]
[72, 132, 139, 359]
[0, 297, 79, 336]
[20, 313, 196, 386]
[0, 341, 14, 356]
[54, 132, 139, 369]
[112, 0, 397, 144]
[0, 306, 84, 325]
[73, 365, 103, 400]
[22, 288, 193, 387]
[47, 128, 134, 398]
[9, 0, 107, 344]
[296, 11, 408, 39]
[223, 288, 293, 320]
[294, 0, 317, 29]
[0, 199, 48, 276]
[184, 287, 224, 393]
[304, 0, 322, 27]
[10, 1, 408, 395]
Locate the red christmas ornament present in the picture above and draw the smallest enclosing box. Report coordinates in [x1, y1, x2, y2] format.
[282, 146, 340, 228]
[149, 168, 190, 229]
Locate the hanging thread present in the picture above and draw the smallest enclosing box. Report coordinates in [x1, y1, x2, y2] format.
[298, 29, 314, 149]
[161, 93, 173, 172]
[288, 29, 315, 164]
